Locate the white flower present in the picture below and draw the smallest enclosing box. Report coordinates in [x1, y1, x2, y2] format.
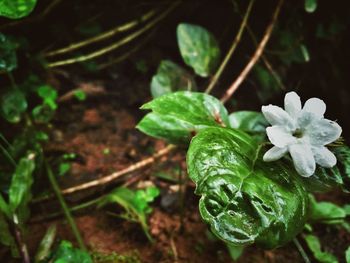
[262, 91, 342, 177]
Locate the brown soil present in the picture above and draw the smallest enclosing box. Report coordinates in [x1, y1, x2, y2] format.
[18, 78, 349, 263]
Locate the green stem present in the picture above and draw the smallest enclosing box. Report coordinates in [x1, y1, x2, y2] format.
[44, 161, 87, 251]
[293, 237, 310, 263]
[205, 0, 255, 94]
[32, 196, 103, 223]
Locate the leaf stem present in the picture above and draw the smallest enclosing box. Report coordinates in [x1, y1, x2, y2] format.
[12, 214, 30, 263]
[44, 160, 86, 251]
[205, 0, 255, 94]
[293, 237, 310, 263]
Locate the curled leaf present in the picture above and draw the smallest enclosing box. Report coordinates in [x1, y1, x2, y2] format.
[187, 127, 308, 248]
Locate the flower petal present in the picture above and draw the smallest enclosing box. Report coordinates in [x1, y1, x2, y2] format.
[312, 146, 337, 168]
[266, 126, 296, 148]
[303, 98, 326, 117]
[263, 146, 288, 162]
[262, 105, 295, 130]
[289, 143, 316, 177]
[297, 111, 317, 128]
[284, 91, 301, 118]
[305, 118, 342, 146]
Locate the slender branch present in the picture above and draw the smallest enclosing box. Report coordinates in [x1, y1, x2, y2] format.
[97, 29, 155, 70]
[220, 0, 284, 103]
[45, 9, 156, 57]
[46, 2, 180, 68]
[12, 215, 30, 263]
[205, 0, 255, 94]
[293, 237, 310, 263]
[31, 196, 103, 223]
[34, 145, 176, 203]
[242, 16, 285, 90]
[45, 161, 86, 251]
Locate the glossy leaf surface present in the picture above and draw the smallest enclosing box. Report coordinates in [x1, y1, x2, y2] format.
[177, 23, 220, 77]
[137, 91, 229, 144]
[151, 60, 196, 98]
[187, 127, 308, 248]
[0, 0, 37, 19]
[302, 145, 350, 193]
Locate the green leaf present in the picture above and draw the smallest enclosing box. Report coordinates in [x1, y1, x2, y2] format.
[177, 23, 220, 77]
[0, 33, 17, 72]
[137, 91, 229, 144]
[0, 194, 10, 218]
[34, 224, 57, 263]
[304, 234, 338, 263]
[0, 0, 37, 19]
[32, 104, 55, 123]
[226, 244, 244, 261]
[9, 153, 35, 213]
[1, 90, 27, 123]
[150, 60, 196, 98]
[50, 240, 92, 263]
[0, 212, 18, 257]
[37, 85, 58, 110]
[58, 162, 71, 176]
[305, 0, 317, 13]
[187, 127, 308, 248]
[346, 247, 350, 263]
[308, 195, 346, 224]
[74, 90, 87, 101]
[302, 145, 350, 193]
[229, 111, 268, 142]
[253, 64, 282, 102]
[99, 186, 159, 241]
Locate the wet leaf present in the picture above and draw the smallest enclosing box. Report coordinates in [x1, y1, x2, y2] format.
[0, 33, 17, 72]
[9, 153, 35, 213]
[177, 23, 220, 77]
[137, 91, 229, 144]
[304, 234, 338, 263]
[150, 60, 196, 98]
[346, 247, 350, 263]
[50, 240, 92, 263]
[303, 145, 350, 193]
[0, 0, 37, 19]
[187, 127, 308, 248]
[1, 90, 27, 123]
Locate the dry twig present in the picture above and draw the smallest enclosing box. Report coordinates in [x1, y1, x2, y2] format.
[220, 0, 284, 103]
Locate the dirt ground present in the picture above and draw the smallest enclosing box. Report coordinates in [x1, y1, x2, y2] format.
[15, 75, 346, 263]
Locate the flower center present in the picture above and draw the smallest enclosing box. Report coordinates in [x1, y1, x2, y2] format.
[292, 129, 303, 138]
